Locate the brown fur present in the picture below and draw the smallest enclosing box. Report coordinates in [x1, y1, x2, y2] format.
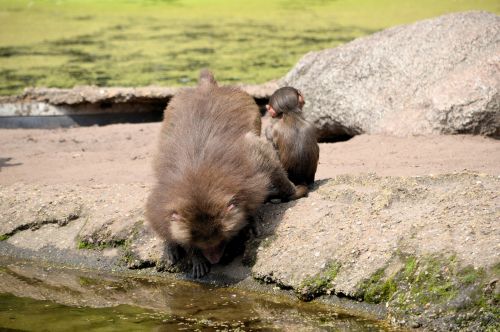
[265, 87, 319, 186]
[146, 71, 304, 278]
[245, 132, 309, 200]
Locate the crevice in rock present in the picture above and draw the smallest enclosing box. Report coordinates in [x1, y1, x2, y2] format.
[319, 134, 354, 143]
[0, 85, 276, 128]
[254, 273, 361, 303]
[1, 213, 80, 239]
[316, 120, 357, 143]
[126, 258, 156, 270]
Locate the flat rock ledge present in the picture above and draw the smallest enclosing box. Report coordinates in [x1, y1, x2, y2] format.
[0, 172, 498, 331]
[1, 81, 278, 105]
[0, 81, 278, 117]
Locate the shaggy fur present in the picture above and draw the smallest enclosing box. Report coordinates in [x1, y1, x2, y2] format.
[146, 70, 305, 277]
[265, 87, 319, 186]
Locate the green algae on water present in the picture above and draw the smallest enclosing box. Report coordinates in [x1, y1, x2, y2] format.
[0, 0, 499, 95]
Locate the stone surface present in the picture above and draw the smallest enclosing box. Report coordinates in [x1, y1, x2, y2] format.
[251, 173, 499, 296]
[0, 183, 150, 252]
[282, 11, 500, 139]
[0, 81, 278, 116]
[0, 184, 82, 236]
[1, 173, 498, 295]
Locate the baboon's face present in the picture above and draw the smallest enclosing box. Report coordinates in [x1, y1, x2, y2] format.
[298, 91, 305, 109]
[168, 197, 246, 264]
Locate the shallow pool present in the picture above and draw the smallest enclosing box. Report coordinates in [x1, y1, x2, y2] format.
[0, 261, 396, 331]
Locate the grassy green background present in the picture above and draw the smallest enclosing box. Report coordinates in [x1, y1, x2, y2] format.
[0, 0, 498, 95]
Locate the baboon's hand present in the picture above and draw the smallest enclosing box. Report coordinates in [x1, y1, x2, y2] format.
[156, 242, 182, 272]
[191, 252, 210, 278]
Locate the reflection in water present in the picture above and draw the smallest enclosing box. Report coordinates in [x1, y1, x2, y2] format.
[0, 261, 392, 331]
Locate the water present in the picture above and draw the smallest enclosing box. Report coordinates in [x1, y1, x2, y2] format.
[1, 0, 498, 95]
[0, 261, 394, 331]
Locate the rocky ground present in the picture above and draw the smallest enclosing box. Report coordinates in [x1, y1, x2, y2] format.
[0, 122, 499, 331]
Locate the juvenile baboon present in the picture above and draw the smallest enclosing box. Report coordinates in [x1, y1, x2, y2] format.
[146, 70, 306, 278]
[265, 87, 319, 187]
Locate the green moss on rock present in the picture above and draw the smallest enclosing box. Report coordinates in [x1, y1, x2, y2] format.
[0, 234, 10, 241]
[298, 261, 341, 301]
[355, 254, 499, 330]
[77, 238, 125, 250]
[357, 268, 397, 303]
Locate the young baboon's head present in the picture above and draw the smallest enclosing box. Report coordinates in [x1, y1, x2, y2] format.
[267, 86, 304, 117]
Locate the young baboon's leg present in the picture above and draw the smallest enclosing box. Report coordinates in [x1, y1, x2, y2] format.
[293, 185, 309, 199]
[270, 165, 309, 201]
[245, 132, 309, 202]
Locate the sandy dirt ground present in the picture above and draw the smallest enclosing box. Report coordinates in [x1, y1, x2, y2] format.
[1, 122, 498, 186]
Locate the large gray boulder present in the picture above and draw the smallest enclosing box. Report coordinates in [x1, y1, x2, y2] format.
[282, 11, 500, 139]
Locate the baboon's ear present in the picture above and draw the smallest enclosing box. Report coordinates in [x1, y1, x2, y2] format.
[226, 197, 238, 213]
[267, 105, 277, 118]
